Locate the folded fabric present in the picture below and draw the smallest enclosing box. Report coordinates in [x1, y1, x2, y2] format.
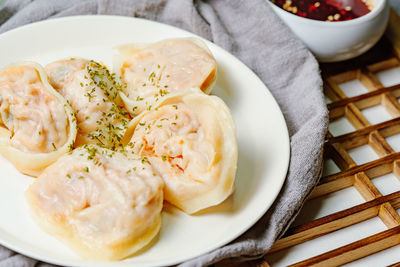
[0, 0, 328, 266]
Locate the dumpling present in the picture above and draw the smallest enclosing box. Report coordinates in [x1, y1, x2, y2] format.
[46, 58, 129, 149]
[0, 62, 77, 176]
[114, 38, 217, 115]
[25, 144, 164, 260]
[124, 88, 237, 214]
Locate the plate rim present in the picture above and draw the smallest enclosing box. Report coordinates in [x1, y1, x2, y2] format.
[0, 15, 290, 266]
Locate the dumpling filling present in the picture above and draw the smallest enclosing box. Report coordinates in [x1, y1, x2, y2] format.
[0, 65, 69, 153]
[0, 62, 77, 176]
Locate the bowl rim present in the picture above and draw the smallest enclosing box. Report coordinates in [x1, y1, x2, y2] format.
[267, 0, 387, 27]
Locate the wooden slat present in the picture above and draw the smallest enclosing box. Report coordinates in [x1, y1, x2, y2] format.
[393, 160, 400, 180]
[354, 172, 382, 201]
[289, 226, 400, 267]
[269, 191, 400, 253]
[382, 92, 400, 117]
[328, 84, 400, 120]
[388, 262, 400, 267]
[328, 84, 400, 110]
[368, 130, 395, 157]
[379, 203, 400, 228]
[367, 57, 400, 73]
[360, 68, 383, 91]
[324, 83, 344, 102]
[321, 152, 400, 183]
[268, 206, 378, 254]
[327, 70, 358, 84]
[328, 143, 356, 170]
[310, 176, 354, 199]
[328, 117, 400, 150]
[312, 152, 400, 198]
[326, 77, 347, 100]
[345, 103, 370, 129]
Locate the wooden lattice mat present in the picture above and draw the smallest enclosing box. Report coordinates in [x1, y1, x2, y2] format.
[217, 8, 400, 267]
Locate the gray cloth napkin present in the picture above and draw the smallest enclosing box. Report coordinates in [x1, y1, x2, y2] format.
[0, 0, 328, 266]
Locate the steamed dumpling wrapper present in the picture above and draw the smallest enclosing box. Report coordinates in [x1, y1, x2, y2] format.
[124, 88, 237, 214]
[114, 38, 217, 115]
[0, 62, 77, 176]
[25, 144, 164, 260]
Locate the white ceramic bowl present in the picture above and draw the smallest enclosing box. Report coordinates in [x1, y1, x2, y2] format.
[267, 0, 390, 62]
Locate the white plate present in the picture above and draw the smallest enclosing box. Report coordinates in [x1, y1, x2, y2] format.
[0, 16, 290, 266]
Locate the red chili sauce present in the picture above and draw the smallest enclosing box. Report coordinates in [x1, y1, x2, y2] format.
[271, 0, 372, 21]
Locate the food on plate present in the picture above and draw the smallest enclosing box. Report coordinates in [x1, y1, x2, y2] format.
[0, 35, 238, 261]
[25, 145, 164, 260]
[124, 88, 237, 214]
[46, 58, 129, 149]
[114, 38, 217, 115]
[0, 62, 77, 176]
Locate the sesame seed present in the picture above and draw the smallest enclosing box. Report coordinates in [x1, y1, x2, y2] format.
[333, 13, 340, 20]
